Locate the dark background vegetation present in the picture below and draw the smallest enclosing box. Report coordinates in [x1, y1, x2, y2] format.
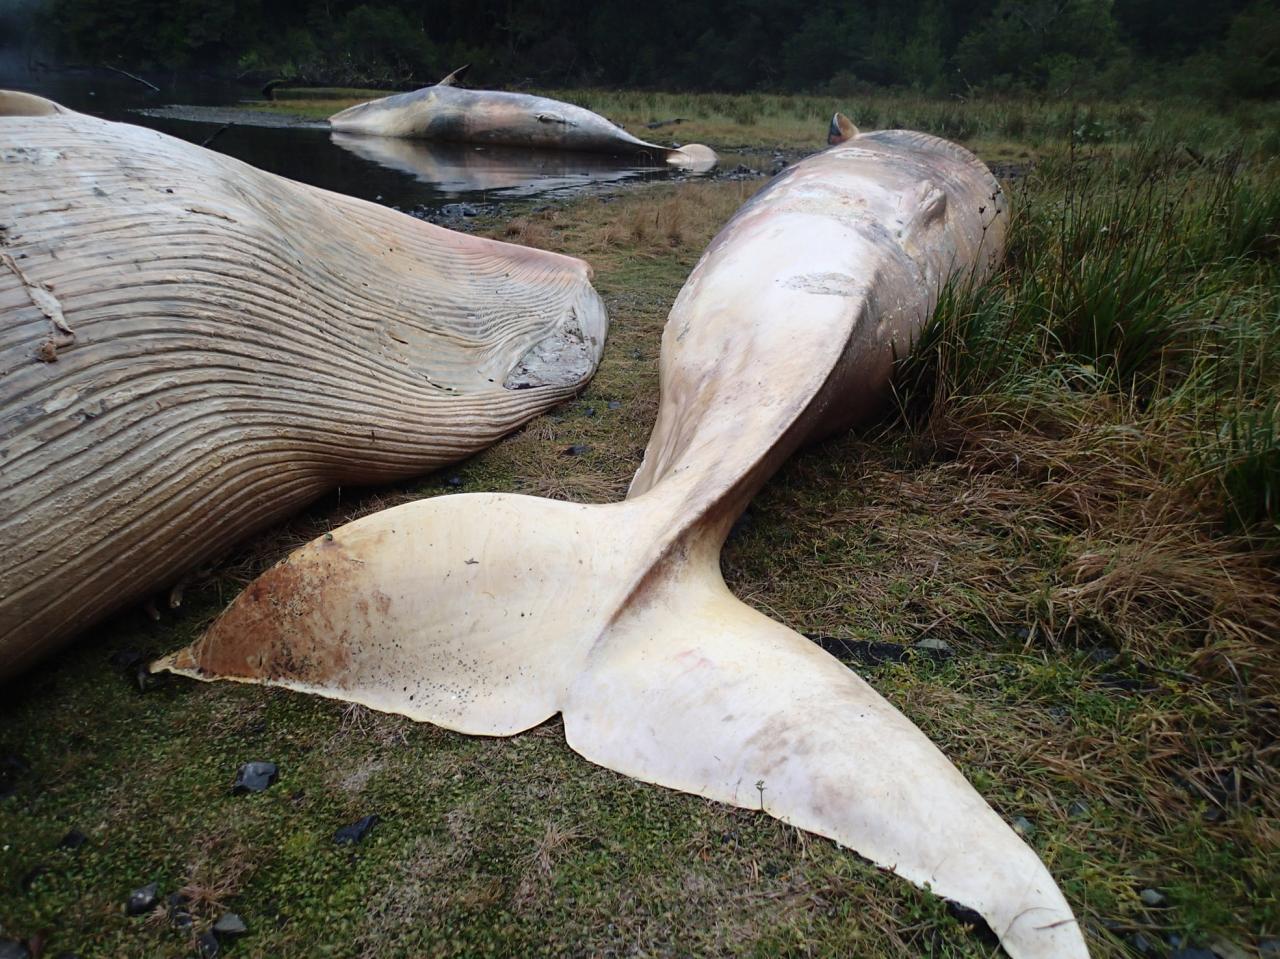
[5, 0, 1278, 98]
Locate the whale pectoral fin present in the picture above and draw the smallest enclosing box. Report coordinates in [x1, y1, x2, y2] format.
[828, 112, 859, 145]
[564, 573, 1089, 959]
[435, 63, 471, 87]
[152, 494, 624, 736]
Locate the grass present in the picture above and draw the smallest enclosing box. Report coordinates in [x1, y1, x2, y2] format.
[2, 99, 1278, 958]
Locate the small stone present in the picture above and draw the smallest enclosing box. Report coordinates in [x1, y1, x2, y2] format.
[212, 913, 248, 939]
[446, 475, 463, 487]
[58, 829, 88, 850]
[1170, 950, 1216, 959]
[1129, 932, 1157, 955]
[607, 400, 621, 410]
[584, 407, 596, 417]
[562, 444, 590, 456]
[196, 931, 220, 958]
[168, 892, 193, 931]
[126, 881, 159, 916]
[0, 941, 31, 959]
[1067, 800, 1090, 818]
[1258, 939, 1280, 959]
[1139, 887, 1167, 907]
[333, 815, 379, 845]
[1207, 936, 1249, 959]
[914, 637, 952, 656]
[1011, 816, 1036, 837]
[232, 761, 278, 794]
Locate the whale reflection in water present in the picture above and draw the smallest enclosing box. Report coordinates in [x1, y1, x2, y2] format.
[331, 133, 676, 198]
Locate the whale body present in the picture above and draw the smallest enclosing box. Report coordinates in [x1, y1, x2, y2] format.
[330, 79, 718, 172]
[0, 91, 607, 678]
[156, 122, 1089, 958]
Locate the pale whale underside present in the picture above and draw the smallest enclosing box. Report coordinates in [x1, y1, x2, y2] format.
[0, 91, 607, 679]
[158, 125, 1091, 958]
[329, 83, 718, 172]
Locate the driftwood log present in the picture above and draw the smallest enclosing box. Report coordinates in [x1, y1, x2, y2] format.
[0, 91, 607, 678]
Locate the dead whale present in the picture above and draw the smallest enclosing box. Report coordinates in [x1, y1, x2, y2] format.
[0, 92, 607, 678]
[329, 68, 717, 172]
[156, 122, 1088, 958]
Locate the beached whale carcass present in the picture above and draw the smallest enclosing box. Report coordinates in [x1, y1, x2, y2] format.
[156, 117, 1089, 957]
[329, 68, 717, 172]
[0, 91, 607, 679]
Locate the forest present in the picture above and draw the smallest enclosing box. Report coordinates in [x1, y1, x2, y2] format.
[5, 0, 1279, 99]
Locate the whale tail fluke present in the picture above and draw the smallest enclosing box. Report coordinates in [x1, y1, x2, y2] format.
[828, 112, 859, 145]
[154, 489, 1087, 959]
[665, 143, 718, 172]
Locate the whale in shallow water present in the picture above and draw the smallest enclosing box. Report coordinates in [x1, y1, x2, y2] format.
[329, 68, 718, 172]
[156, 121, 1089, 958]
[0, 91, 606, 679]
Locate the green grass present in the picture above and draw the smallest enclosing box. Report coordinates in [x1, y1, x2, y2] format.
[2, 99, 1278, 958]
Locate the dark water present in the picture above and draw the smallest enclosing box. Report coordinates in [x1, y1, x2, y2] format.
[1, 66, 683, 212]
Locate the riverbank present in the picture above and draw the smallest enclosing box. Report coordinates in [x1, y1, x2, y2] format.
[0, 103, 1276, 958]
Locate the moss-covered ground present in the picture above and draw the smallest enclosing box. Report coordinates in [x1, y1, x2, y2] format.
[1, 96, 1277, 958]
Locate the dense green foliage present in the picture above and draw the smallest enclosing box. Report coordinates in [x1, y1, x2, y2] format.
[18, 0, 1280, 97]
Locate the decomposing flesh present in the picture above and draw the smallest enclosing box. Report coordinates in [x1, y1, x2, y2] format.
[156, 117, 1089, 958]
[0, 92, 607, 678]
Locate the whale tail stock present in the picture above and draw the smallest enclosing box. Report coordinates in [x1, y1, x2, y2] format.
[154, 489, 1087, 959]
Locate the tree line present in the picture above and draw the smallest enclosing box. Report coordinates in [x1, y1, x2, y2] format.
[14, 0, 1280, 98]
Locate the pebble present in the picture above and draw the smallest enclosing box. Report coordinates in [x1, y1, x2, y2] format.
[562, 444, 590, 456]
[446, 475, 463, 487]
[0, 941, 30, 959]
[1067, 800, 1090, 818]
[1258, 940, 1280, 959]
[58, 829, 88, 851]
[1207, 936, 1249, 959]
[333, 815, 379, 845]
[213, 913, 248, 939]
[126, 881, 159, 916]
[1139, 887, 1167, 907]
[1011, 816, 1036, 837]
[232, 761, 278, 794]
[913, 637, 954, 658]
[168, 892, 193, 931]
[607, 400, 621, 410]
[196, 931, 220, 958]
[1129, 932, 1157, 955]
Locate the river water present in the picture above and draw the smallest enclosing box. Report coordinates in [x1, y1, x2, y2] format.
[2, 66, 704, 214]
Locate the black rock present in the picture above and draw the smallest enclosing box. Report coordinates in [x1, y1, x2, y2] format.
[109, 648, 146, 670]
[58, 829, 88, 851]
[213, 913, 248, 939]
[0, 940, 31, 959]
[1130, 932, 1157, 955]
[1258, 939, 1280, 959]
[168, 891, 193, 931]
[808, 635, 911, 666]
[562, 444, 590, 456]
[232, 761, 278, 794]
[126, 881, 159, 916]
[196, 931, 220, 958]
[333, 815, 379, 845]
[584, 406, 596, 417]
[1170, 950, 1216, 959]
[944, 901, 999, 948]
[1067, 800, 1090, 818]
[446, 475, 463, 487]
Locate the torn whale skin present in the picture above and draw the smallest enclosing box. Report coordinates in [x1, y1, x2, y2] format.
[0, 91, 607, 679]
[329, 67, 718, 173]
[157, 117, 1091, 959]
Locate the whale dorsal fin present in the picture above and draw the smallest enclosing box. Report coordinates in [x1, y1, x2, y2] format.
[828, 112, 858, 145]
[436, 64, 471, 87]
